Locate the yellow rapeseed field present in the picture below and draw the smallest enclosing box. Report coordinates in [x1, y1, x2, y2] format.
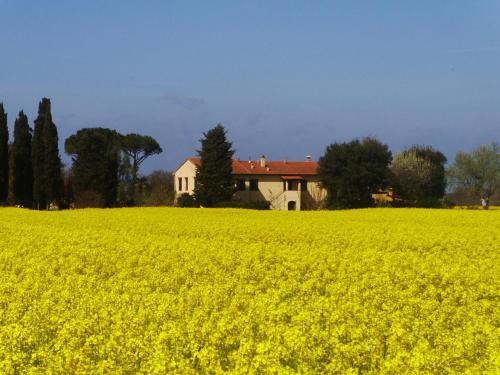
[0, 207, 498, 374]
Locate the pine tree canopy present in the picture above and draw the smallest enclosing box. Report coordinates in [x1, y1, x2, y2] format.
[65, 127, 122, 207]
[121, 133, 162, 203]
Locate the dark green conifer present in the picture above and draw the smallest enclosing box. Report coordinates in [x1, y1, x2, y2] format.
[32, 98, 62, 209]
[0, 103, 8, 203]
[12, 111, 33, 207]
[193, 124, 234, 207]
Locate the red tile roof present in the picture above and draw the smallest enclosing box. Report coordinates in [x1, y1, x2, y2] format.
[185, 157, 319, 176]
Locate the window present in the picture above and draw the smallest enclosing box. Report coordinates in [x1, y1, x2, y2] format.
[287, 180, 298, 191]
[236, 179, 246, 191]
[178, 177, 182, 191]
[185, 177, 189, 191]
[301, 180, 308, 191]
[249, 179, 259, 191]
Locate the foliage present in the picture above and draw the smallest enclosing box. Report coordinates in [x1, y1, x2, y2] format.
[447, 142, 500, 209]
[319, 137, 392, 208]
[121, 133, 162, 202]
[117, 153, 134, 206]
[410, 145, 447, 198]
[121, 134, 162, 171]
[212, 200, 270, 210]
[177, 192, 198, 207]
[11, 111, 33, 208]
[447, 190, 500, 207]
[300, 187, 327, 210]
[60, 169, 73, 210]
[0, 103, 8, 203]
[141, 170, 175, 206]
[0, 207, 498, 373]
[194, 124, 235, 207]
[65, 128, 122, 208]
[72, 190, 105, 208]
[391, 146, 446, 207]
[32, 98, 62, 209]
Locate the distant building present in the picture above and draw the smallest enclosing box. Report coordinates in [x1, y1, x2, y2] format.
[173, 155, 326, 210]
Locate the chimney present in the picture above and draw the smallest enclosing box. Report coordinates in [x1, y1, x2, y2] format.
[305, 155, 312, 162]
[259, 155, 266, 168]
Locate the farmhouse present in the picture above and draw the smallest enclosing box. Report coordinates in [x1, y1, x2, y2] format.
[174, 155, 327, 210]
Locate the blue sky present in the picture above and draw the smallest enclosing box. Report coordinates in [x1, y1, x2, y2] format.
[1, 1, 499, 172]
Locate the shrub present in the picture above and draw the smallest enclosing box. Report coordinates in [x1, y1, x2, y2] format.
[212, 200, 270, 210]
[73, 190, 104, 208]
[177, 193, 198, 208]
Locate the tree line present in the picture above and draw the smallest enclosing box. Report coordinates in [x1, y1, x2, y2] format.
[321, 138, 499, 209]
[0, 99, 171, 209]
[189, 125, 499, 210]
[1, 100, 498, 210]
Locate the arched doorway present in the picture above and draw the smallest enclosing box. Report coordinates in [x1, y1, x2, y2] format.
[288, 201, 296, 211]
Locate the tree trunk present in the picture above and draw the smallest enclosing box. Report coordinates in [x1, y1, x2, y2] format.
[481, 197, 490, 210]
[131, 158, 139, 204]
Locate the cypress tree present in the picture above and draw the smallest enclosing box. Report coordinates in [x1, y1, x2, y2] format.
[12, 111, 33, 207]
[193, 124, 234, 207]
[43, 107, 62, 206]
[0, 103, 8, 204]
[32, 100, 47, 209]
[32, 98, 62, 209]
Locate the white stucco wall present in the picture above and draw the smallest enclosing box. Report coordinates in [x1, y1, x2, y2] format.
[173, 160, 327, 210]
[233, 175, 326, 210]
[173, 160, 197, 196]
